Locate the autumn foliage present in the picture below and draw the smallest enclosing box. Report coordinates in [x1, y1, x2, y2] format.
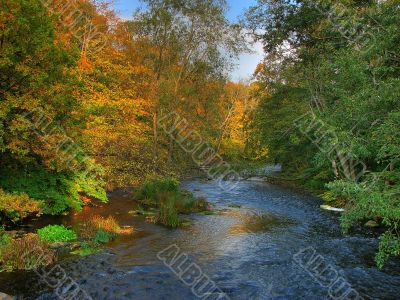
[0, 0, 249, 221]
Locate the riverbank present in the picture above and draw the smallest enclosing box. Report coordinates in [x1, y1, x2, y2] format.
[0, 177, 212, 274]
[1, 179, 399, 299]
[244, 174, 389, 238]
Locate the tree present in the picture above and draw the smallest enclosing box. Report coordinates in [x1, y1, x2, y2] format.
[0, 0, 106, 217]
[131, 0, 247, 164]
[246, 0, 400, 266]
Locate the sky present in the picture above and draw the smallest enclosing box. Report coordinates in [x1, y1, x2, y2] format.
[113, 0, 264, 81]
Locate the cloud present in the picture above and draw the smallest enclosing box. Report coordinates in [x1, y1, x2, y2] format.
[231, 38, 264, 82]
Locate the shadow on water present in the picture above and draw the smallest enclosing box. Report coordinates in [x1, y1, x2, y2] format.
[1, 179, 400, 299]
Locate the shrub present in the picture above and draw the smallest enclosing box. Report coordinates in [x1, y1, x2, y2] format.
[321, 191, 346, 208]
[0, 189, 42, 223]
[0, 233, 56, 271]
[328, 176, 400, 268]
[38, 225, 77, 243]
[0, 164, 107, 215]
[376, 232, 400, 269]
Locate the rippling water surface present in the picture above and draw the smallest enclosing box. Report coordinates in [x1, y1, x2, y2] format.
[1, 179, 400, 299]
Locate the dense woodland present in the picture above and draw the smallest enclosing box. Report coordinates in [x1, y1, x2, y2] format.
[0, 0, 251, 213]
[245, 0, 400, 267]
[0, 0, 399, 269]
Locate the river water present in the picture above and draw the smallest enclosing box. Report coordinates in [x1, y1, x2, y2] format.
[1, 179, 400, 299]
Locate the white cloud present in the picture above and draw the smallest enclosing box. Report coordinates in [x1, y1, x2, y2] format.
[231, 39, 264, 82]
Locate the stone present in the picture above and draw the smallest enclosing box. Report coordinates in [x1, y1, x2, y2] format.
[247, 177, 266, 182]
[320, 205, 345, 212]
[365, 220, 379, 228]
[0, 292, 14, 300]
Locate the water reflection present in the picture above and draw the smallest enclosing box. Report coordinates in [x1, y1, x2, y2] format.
[227, 211, 297, 235]
[0, 180, 400, 299]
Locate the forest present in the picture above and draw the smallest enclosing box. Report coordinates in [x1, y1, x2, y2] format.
[0, 0, 399, 298]
[0, 0, 252, 213]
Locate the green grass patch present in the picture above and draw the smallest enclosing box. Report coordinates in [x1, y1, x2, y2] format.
[93, 229, 115, 244]
[71, 241, 99, 257]
[38, 225, 77, 243]
[0, 227, 10, 247]
[135, 177, 180, 204]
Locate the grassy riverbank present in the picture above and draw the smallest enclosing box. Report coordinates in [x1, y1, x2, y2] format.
[0, 214, 134, 272]
[0, 176, 211, 272]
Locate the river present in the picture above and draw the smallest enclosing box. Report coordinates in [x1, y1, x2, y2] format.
[1, 179, 399, 299]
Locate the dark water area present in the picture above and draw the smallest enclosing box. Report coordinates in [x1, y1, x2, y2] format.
[1, 179, 400, 299]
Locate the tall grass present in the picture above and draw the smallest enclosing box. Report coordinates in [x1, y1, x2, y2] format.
[158, 195, 181, 228]
[135, 177, 180, 205]
[0, 233, 56, 271]
[80, 215, 133, 240]
[74, 215, 133, 256]
[135, 177, 210, 228]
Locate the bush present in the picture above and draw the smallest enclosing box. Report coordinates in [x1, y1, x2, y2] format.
[38, 225, 77, 243]
[0, 233, 56, 271]
[327, 175, 400, 268]
[376, 232, 400, 269]
[0, 164, 107, 215]
[0, 189, 42, 223]
[321, 191, 346, 208]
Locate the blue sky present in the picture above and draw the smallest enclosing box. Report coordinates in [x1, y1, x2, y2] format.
[114, 0, 264, 81]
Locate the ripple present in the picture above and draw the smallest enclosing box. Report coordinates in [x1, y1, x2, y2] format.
[1, 180, 400, 299]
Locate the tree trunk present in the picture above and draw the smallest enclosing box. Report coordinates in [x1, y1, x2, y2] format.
[332, 159, 340, 178]
[152, 112, 158, 170]
[168, 134, 174, 163]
